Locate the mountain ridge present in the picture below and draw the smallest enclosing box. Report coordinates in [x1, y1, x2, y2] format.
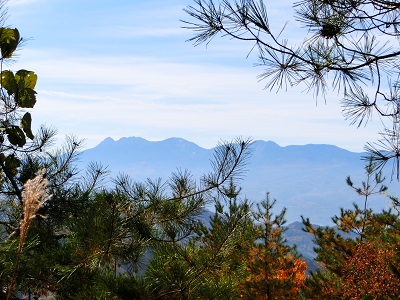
[77, 136, 399, 225]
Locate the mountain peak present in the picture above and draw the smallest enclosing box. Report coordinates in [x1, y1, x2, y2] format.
[97, 137, 115, 146]
[159, 137, 203, 150]
[252, 140, 281, 148]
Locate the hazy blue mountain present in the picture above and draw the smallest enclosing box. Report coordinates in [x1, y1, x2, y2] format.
[80, 137, 211, 180]
[77, 137, 400, 225]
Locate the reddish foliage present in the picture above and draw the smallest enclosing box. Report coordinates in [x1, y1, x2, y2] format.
[342, 240, 400, 299]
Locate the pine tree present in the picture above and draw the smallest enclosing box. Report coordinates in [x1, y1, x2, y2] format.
[52, 139, 252, 299]
[302, 164, 400, 299]
[145, 177, 254, 299]
[241, 193, 307, 300]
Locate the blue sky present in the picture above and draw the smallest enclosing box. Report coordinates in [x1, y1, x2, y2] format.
[5, 0, 384, 151]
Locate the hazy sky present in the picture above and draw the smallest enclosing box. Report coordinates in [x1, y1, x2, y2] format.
[5, 0, 384, 151]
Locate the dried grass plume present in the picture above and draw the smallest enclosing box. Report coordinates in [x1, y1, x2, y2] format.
[19, 168, 51, 252]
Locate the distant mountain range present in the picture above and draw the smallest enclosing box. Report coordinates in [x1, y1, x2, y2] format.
[77, 136, 400, 226]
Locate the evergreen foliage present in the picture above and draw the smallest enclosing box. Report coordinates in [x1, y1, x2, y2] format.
[2, 0, 400, 298]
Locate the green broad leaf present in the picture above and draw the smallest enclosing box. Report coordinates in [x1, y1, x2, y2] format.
[0, 70, 16, 94]
[4, 154, 20, 177]
[21, 112, 34, 140]
[0, 28, 20, 58]
[6, 126, 26, 147]
[18, 88, 37, 108]
[12, 70, 38, 108]
[16, 70, 37, 89]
